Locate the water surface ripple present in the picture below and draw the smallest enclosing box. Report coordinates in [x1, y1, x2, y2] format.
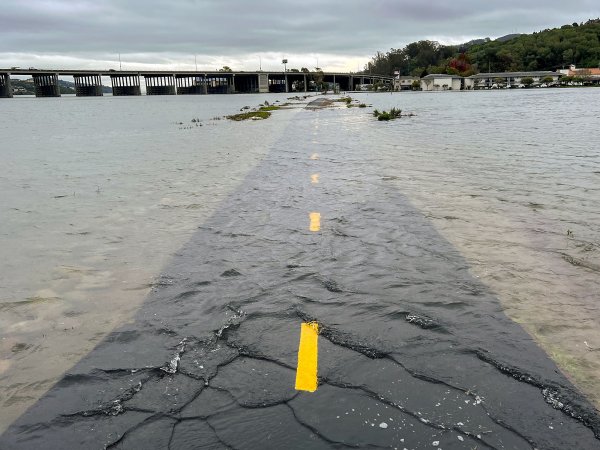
[2, 92, 599, 449]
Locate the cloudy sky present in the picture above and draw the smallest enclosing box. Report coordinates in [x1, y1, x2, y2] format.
[1, 0, 598, 72]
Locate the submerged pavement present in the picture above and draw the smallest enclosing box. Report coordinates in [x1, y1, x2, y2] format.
[2, 100, 600, 449]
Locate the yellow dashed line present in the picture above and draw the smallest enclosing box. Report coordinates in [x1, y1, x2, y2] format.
[295, 322, 319, 392]
[311, 174, 320, 184]
[310, 153, 319, 160]
[309, 212, 321, 232]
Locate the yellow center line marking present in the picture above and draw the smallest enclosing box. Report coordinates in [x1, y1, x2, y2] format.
[309, 212, 321, 232]
[310, 153, 319, 160]
[311, 174, 320, 184]
[295, 322, 319, 392]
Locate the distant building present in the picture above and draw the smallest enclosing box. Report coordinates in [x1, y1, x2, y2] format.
[559, 64, 600, 77]
[420, 74, 473, 91]
[394, 76, 420, 91]
[468, 71, 560, 89]
[558, 65, 600, 84]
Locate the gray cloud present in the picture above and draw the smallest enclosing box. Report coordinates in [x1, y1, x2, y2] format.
[1, 0, 598, 71]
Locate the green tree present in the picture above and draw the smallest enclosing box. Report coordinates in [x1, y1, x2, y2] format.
[541, 76, 555, 84]
[521, 77, 534, 87]
[311, 70, 326, 91]
[562, 49, 575, 64]
[493, 77, 506, 87]
[560, 75, 573, 85]
[219, 66, 233, 72]
[362, 19, 600, 77]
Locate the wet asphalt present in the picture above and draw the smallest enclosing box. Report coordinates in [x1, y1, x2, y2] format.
[2, 99, 599, 449]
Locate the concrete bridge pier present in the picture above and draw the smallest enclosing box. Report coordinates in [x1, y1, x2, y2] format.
[110, 74, 141, 96]
[176, 75, 207, 94]
[232, 74, 260, 93]
[206, 74, 233, 94]
[73, 74, 103, 96]
[33, 73, 61, 97]
[258, 74, 269, 93]
[0, 74, 12, 98]
[145, 74, 176, 95]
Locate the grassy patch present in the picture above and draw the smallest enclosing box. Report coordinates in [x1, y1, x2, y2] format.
[373, 107, 403, 121]
[227, 111, 271, 121]
[258, 105, 281, 111]
[334, 96, 353, 104]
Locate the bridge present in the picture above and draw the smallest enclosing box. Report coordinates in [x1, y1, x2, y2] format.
[0, 69, 393, 98]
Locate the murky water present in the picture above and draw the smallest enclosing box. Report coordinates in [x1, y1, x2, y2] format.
[359, 89, 600, 404]
[1, 89, 599, 446]
[0, 93, 296, 431]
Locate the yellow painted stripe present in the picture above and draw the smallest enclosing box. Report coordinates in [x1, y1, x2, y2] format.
[309, 212, 321, 232]
[295, 322, 319, 392]
[311, 173, 320, 184]
[310, 153, 319, 160]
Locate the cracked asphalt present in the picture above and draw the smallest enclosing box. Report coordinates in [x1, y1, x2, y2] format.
[2, 99, 599, 449]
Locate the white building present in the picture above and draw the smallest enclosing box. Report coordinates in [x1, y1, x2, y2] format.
[420, 74, 471, 91]
[468, 71, 561, 89]
[394, 76, 420, 91]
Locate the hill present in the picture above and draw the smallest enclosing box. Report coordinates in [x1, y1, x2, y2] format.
[12, 79, 112, 95]
[494, 33, 522, 42]
[365, 18, 600, 76]
[12, 79, 75, 95]
[468, 20, 600, 72]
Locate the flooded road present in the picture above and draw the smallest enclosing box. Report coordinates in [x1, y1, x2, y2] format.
[0, 94, 293, 431]
[1, 90, 600, 448]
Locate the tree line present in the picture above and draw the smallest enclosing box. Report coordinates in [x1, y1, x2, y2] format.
[364, 18, 600, 76]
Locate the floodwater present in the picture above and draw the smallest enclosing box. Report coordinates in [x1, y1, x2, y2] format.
[1, 89, 599, 448]
[0, 93, 293, 430]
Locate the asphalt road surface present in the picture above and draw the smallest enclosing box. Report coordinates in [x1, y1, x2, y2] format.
[2, 100, 599, 449]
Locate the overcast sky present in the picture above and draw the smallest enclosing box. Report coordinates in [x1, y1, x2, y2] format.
[1, 0, 599, 72]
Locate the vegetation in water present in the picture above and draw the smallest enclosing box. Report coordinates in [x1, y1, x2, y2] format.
[258, 105, 281, 111]
[334, 97, 371, 108]
[372, 108, 403, 121]
[333, 97, 353, 104]
[227, 111, 271, 121]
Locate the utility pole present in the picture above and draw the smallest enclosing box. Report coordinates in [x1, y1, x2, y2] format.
[119, 53, 122, 71]
[195, 55, 198, 72]
[282, 58, 287, 73]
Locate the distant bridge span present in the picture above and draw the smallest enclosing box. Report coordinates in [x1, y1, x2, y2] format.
[0, 69, 393, 98]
